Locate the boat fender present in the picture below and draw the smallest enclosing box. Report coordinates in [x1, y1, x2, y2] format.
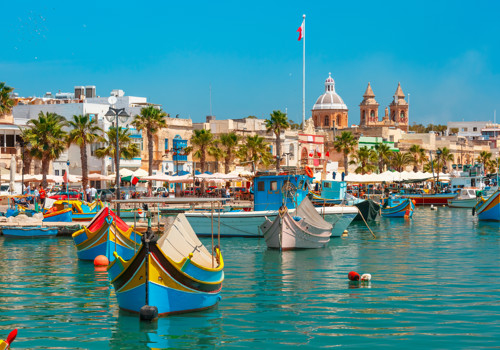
[140, 305, 158, 321]
[360, 273, 371, 281]
[94, 255, 109, 267]
[348, 271, 360, 281]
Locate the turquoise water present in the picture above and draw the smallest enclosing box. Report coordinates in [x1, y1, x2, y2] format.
[0, 207, 499, 349]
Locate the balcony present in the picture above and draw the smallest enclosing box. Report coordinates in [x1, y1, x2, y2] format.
[0, 147, 18, 155]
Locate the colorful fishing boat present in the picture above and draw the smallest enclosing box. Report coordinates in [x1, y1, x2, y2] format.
[52, 199, 104, 221]
[402, 192, 455, 206]
[473, 189, 500, 221]
[381, 196, 415, 218]
[107, 213, 224, 318]
[43, 208, 73, 222]
[0, 329, 17, 350]
[2, 226, 58, 237]
[72, 206, 142, 261]
[260, 198, 333, 250]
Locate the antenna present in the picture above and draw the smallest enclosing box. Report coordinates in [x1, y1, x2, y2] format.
[495, 110, 497, 124]
[209, 84, 212, 117]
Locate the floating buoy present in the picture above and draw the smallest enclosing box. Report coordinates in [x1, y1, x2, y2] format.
[412, 200, 417, 206]
[360, 273, 372, 281]
[342, 230, 349, 237]
[348, 271, 360, 281]
[430, 205, 437, 211]
[94, 255, 109, 267]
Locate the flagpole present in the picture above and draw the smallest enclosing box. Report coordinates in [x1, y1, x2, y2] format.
[302, 14, 306, 129]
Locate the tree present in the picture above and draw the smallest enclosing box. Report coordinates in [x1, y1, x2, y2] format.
[0, 82, 14, 116]
[333, 131, 358, 175]
[487, 157, 499, 174]
[219, 132, 239, 173]
[132, 105, 168, 190]
[391, 151, 413, 172]
[434, 147, 454, 185]
[95, 127, 141, 177]
[423, 159, 438, 173]
[374, 143, 392, 173]
[265, 110, 289, 172]
[67, 114, 102, 189]
[24, 112, 68, 187]
[409, 144, 427, 172]
[476, 151, 492, 174]
[237, 135, 273, 170]
[18, 127, 33, 175]
[190, 129, 214, 172]
[208, 141, 225, 173]
[349, 146, 377, 174]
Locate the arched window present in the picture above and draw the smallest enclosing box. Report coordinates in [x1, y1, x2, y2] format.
[336, 114, 341, 126]
[289, 143, 294, 156]
[391, 111, 395, 121]
[301, 147, 308, 160]
[370, 110, 375, 118]
[361, 111, 365, 123]
[324, 115, 330, 126]
[400, 111, 405, 120]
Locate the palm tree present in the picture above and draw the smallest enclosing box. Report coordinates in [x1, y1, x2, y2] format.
[208, 141, 225, 173]
[391, 151, 413, 172]
[0, 82, 14, 116]
[95, 127, 141, 175]
[18, 127, 33, 175]
[24, 112, 68, 187]
[132, 105, 168, 190]
[349, 146, 377, 174]
[436, 147, 454, 173]
[265, 110, 289, 172]
[237, 135, 273, 170]
[67, 114, 102, 189]
[190, 129, 214, 172]
[409, 144, 427, 172]
[423, 159, 438, 173]
[374, 143, 392, 173]
[476, 151, 492, 174]
[219, 132, 239, 173]
[333, 131, 358, 175]
[487, 157, 499, 174]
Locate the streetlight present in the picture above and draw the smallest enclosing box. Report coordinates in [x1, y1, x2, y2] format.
[282, 152, 292, 167]
[105, 99, 130, 216]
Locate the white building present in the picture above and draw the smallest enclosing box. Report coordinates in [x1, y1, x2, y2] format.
[13, 86, 153, 182]
[447, 121, 490, 139]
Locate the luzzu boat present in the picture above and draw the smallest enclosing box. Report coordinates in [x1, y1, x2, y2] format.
[107, 213, 224, 318]
[43, 208, 73, 222]
[402, 192, 455, 205]
[72, 207, 142, 261]
[2, 226, 58, 237]
[52, 199, 104, 221]
[381, 196, 415, 218]
[473, 189, 499, 221]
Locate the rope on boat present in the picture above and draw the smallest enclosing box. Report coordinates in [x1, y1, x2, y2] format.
[357, 207, 376, 239]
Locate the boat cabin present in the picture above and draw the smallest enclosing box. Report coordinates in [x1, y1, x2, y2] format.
[450, 165, 485, 191]
[253, 174, 311, 211]
[317, 180, 347, 200]
[384, 195, 407, 208]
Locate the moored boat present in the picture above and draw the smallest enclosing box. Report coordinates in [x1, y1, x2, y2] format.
[43, 208, 73, 222]
[402, 192, 455, 206]
[72, 207, 142, 261]
[51, 199, 104, 221]
[381, 196, 415, 218]
[2, 226, 58, 237]
[107, 213, 224, 317]
[447, 188, 480, 208]
[473, 189, 500, 221]
[261, 198, 333, 250]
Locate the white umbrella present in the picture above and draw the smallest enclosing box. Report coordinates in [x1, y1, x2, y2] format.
[87, 173, 114, 181]
[142, 174, 175, 181]
[119, 168, 134, 177]
[133, 168, 149, 178]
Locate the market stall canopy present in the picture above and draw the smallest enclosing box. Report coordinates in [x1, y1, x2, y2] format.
[87, 173, 115, 181]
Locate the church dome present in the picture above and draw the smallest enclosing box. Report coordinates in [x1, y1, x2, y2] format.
[312, 73, 348, 111]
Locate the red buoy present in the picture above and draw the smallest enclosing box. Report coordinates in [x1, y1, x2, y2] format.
[94, 255, 109, 267]
[348, 271, 360, 281]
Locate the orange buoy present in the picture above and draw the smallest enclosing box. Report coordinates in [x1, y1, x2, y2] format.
[412, 200, 417, 206]
[94, 255, 109, 267]
[348, 271, 360, 281]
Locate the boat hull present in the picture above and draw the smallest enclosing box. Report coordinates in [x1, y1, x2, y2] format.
[2, 226, 58, 237]
[186, 206, 358, 238]
[447, 198, 478, 208]
[381, 198, 415, 218]
[402, 194, 455, 205]
[475, 190, 500, 221]
[43, 208, 73, 222]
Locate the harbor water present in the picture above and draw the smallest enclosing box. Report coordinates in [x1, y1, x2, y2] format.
[0, 207, 499, 349]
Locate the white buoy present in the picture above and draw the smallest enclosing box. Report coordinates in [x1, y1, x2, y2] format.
[430, 205, 437, 211]
[360, 273, 372, 281]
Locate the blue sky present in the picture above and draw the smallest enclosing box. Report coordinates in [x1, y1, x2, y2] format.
[2, 1, 500, 125]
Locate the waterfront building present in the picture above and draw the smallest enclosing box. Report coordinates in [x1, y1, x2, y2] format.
[312, 73, 349, 130]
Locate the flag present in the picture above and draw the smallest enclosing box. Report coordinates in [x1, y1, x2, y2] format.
[63, 171, 68, 183]
[131, 176, 139, 186]
[297, 19, 304, 41]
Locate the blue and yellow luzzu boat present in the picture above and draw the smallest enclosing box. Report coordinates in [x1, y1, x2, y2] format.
[474, 189, 499, 221]
[52, 199, 104, 221]
[381, 196, 415, 218]
[107, 214, 224, 318]
[72, 207, 142, 261]
[43, 208, 72, 222]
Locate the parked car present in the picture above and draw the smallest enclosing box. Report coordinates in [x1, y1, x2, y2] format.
[48, 190, 82, 200]
[96, 188, 115, 202]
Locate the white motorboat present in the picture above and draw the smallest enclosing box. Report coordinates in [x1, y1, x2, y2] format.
[447, 188, 480, 208]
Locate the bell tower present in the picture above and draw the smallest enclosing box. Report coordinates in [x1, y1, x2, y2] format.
[359, 82, 379, 127]
[389, 82, 409, 131]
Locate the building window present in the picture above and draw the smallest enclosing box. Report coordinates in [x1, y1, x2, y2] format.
[324, 116, 329, 126]
[336, 115, 341, 126]
[164, 138, 169, 150]
[370, 110, 375, 118]
[361, 111, 365, 123]
[473, 127, 477, 132]
[55, 170, 59, 176]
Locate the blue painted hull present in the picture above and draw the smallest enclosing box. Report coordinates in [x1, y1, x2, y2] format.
[381, 199, 414, 218]
[475, 190, 500, 221]
[2, 226, 58, 237]
[43, 210, 72, 222]
[76, 240, 139, 261]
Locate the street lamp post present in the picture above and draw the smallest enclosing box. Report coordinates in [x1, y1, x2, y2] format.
[282, 152, 292, 167]
[105, 105, 130, 216]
